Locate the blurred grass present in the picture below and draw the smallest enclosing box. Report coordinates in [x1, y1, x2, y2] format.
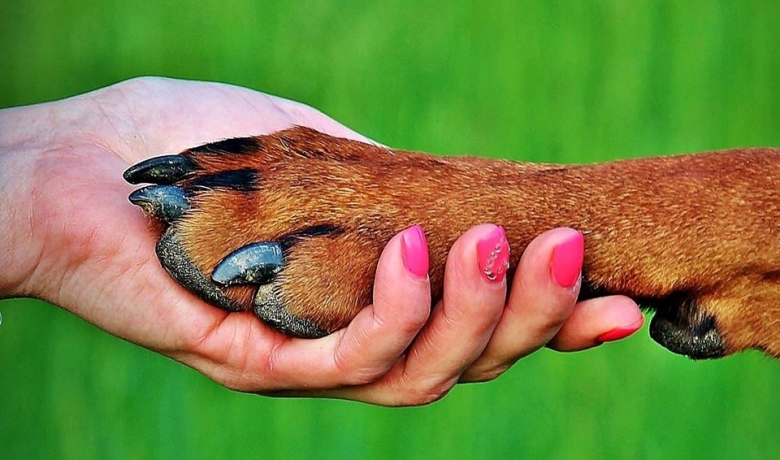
[2, 1, 780, 459]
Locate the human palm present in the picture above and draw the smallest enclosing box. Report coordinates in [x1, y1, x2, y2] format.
[18, 77, 400, 388]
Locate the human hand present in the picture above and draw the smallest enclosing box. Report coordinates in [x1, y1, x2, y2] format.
[0, 77, 643, 405]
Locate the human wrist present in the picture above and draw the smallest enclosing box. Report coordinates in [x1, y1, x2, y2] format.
[0, 104, 60, 298]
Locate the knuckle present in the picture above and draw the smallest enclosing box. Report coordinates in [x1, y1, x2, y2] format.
[464, 363, 511, 383]
[402, 389, 447, 406]
[396, 377, 455, 407]
[523, 303, 572, 336]
[332, 351, 389, 387]
[342, 368, 387, 387]
[539, 315, 569, 336]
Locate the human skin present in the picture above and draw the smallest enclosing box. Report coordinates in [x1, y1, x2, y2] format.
[0, 77, 642, 406]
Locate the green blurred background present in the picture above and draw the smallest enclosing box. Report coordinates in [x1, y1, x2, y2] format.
[2, 1, 780, 459]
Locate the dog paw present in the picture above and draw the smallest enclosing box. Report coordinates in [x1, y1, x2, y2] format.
[124, 128, 446, 337]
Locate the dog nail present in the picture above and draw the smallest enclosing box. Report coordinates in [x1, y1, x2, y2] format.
[212, 242, 285, 286]
[128, 185, 190, 222]
[123, 155, 197, 184]
[477, 225, 510, 283]
[551, 231, 584, 288]
[401, 225, 429, 278]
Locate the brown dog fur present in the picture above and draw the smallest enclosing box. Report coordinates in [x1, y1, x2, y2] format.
[129, 127, 780, 359]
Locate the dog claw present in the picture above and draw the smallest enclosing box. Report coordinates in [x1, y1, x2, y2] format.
[253, 284, 329, 338]
[123, 155, 197, 184]
[128, 185, 189, 222]
[212, 242, 285, 286]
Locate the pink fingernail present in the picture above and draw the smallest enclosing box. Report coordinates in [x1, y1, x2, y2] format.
[551, 232, 584, 288]
[477, 225, 510, 283]
[598, 321, 643, 343]
[401, 225, 429, 278]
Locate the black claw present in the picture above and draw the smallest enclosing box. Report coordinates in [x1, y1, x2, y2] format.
[212, 243, 285, 286]
[252, 284, 329, 338]
[156, 228, 244, 312]
[128, 185, 189, 222]
[123, 155, 197, 184]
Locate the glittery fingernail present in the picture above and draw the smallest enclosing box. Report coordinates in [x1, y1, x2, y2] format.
[477, 225, 510, 283]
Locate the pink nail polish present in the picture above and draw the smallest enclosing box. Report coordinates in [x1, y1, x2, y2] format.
[477, 225, 510, 283]
[551, 232, 584, 288]
[401, 225, 429, 278]
[598, 324, 642, 343]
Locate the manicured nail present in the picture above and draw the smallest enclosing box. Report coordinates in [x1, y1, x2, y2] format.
[401, 225, 429, 278]
[477, 225, 510, 283]
[598, 322, 643, 343]
[551, 231, 584, 288]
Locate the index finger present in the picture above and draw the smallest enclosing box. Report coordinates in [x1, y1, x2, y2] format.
[250, 226, 432, 390]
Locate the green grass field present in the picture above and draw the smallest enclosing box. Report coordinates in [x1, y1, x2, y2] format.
[2, 1, 780, 459]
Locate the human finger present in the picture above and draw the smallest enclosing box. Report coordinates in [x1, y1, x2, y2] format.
[461, 227, 583, 382]
[547, 295, 643, 351]
[333, 224, 507, 405]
